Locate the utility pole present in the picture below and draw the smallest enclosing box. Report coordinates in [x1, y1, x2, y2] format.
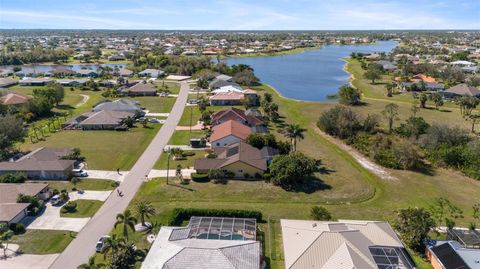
[166, 146, 170, 185]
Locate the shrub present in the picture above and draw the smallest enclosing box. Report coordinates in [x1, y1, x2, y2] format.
[0, 173, 26, 183]
[337, 85, 362, 105]
[269, 152, 318, 189]
[52, 189, 60, 195]
[61, 201, 77, 213]
[111, 181, 120, 187]
[183, 151, 196, 157]
[317, 106, 361, 139]
[263, 173, 271, 182]
[191, 173, 210, 183]
[9, 223, 26, 234]
[310, 206, 333, 221]
[243, 173, 251, 179]
[254, 172, 262, 179]
[168, 208, 262, 226]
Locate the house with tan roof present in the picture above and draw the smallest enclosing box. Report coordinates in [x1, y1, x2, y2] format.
[121, 81, 157, 96]
[0, 92, 33, 105]
[194, 141, 267, 178]
[209, 91, 245, 106]
[0, 183, 51, 225]
[0, 147, 75, 180]
[210, 120, 252, 148]
[0, 78, 19, 88]
[443, 84, 480, 97]
[280, 219, 416, 269]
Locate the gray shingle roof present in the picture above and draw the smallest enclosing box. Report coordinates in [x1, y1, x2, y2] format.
[0, 147, 74, 172]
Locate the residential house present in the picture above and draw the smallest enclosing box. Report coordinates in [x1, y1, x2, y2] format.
[121, 81, 157, 96]
[19, 78, 53, 86]
[194, 141, 267, 178]
[108, 55, 126, 61]
[48, 67, 76, 77]
[63, 110, 135, 130]
[57, 79, 88, 87]
[118, 68, 133, 77]
[211, 107, 264, 127]
[450, 60, 475, 67]
[212, 85, 244, 94]
[443, 84, 480, 98]
[209, 91, 245, 106]
[411, 74, 437, 83]
[209, 79, 241, 90]
[141, 216, 262, 269]
[210, 120, 251, 148]
[0, 183, 51, 225]
[0, 78, 19, 88]
[281, 219, 416, 269]
[399, 81, 445, 92]
[376, 60, 397, 71]
[425, 240, 480, 269]
[76, 69, 98, 77]
[138, 69, 165, 78]
[92, 99, 144, 114]
[0, 92, 33, 106]
[0, 69, 13, 78]
[0, 147, 75, 180]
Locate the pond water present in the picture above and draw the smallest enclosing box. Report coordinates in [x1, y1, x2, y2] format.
[224, 41, 398, 101]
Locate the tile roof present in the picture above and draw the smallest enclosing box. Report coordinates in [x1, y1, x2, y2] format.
[0, 92, 32, 105]
[0, 203, 29, 223]
[128, 81, 157, 93]
[0, 183, 49, 203]
[209, 92, 245, 101]
[211, 108, 264, 126]
[210, 120, 251, 142]
[79, 110, 134, 125]
[92, 99, 142, 113]
[0, 147, 74, 172]
[194, 141, 267, 171]
[445, 84, 480, 96]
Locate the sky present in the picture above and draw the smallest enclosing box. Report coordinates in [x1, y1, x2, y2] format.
[0, 0, 479, 30]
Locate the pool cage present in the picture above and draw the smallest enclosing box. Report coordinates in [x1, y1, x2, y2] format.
[184, 216, 257, 241]
[447, 228, 480, 249]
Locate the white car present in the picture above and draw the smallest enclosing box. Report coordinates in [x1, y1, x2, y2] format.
[95, 235, 110, 252]
[73, 170, 88, 177]
[50, 195, 61, 205]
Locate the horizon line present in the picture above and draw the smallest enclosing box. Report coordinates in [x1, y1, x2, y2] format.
[1, 28, 479, 32]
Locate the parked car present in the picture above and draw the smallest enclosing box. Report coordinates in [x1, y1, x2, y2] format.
[95, 235, 110, 252]
[148, 118, 161, 123]
[50, 195, 61, 205]
[73, 169, 88, 177]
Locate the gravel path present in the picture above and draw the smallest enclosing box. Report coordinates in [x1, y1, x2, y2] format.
[75, 94, 90, 108]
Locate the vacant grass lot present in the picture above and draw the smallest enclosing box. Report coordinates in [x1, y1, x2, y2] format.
[154, 150, 206, 169]
[20, 125, 161, 170]
[125, 96, 176, 113]
[10, 230, 76, 254]
[60, 200, 103, 218]
[153, 80, 180, 94]
[168, 130, 204, 145]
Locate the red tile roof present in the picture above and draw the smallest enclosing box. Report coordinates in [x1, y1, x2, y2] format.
[210, 120, 251, 142]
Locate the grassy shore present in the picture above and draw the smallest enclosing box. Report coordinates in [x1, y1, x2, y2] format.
[222, 46, 321, 59]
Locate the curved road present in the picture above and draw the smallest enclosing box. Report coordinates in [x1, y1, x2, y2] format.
[50, 81, 190, 269]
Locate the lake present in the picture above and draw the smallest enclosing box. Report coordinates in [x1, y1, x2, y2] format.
[224, 41, 397, 101]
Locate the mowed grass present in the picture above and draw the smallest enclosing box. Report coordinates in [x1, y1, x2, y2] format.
[60, 200, 104, 218]
[154, 150, 207, 169]
[33, 178, 115, 192]
[20, 125, 161, 170]
[125, 96, 176, 113]
[153, 80, 181, 94]
[10, 230, 76, 254]
[168, 130, 204, 145]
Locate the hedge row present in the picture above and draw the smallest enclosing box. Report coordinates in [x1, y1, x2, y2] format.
[191, 173, 210, 182]
[168, 208, 263, 226]
[0, 173, 26, 183]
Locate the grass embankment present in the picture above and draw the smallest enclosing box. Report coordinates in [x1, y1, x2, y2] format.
[60, 200, 104, 218]
[10, 230, 76, 254]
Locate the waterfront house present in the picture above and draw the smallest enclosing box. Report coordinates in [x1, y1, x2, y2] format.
[138, 69, 165, 78]
[19, 78, 53, 86]
[0, 78, 19, 88]
[0, 92, 33, 106]
[76, 69, 98, 77]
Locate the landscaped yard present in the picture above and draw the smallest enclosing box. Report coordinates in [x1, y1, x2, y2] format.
[10, 230, 76, 254]
[178, 104, 244, 126]
[20, 124, 161, 170]
[60, 200, 103, 218]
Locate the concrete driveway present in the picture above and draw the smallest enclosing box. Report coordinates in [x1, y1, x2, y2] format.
[85, 170, 129, 182]
[149, 169, 195, 178]
[0, 253, 59, 269]
[24, 204, 90, 232]
[24, 190, 112, 232]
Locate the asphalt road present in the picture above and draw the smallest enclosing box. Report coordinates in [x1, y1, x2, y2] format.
[50, 81, 190, 269]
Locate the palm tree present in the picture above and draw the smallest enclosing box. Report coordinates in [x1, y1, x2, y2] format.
[103, 235, 126, 264]
[78, 256, 105, 269]
[135, 201, 156, 227]
[283, 124, 306, 152]
[115, 210, 137, 239]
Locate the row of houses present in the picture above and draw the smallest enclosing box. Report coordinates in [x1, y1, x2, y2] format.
[396, 74, 480, 97]
[193, 107, 273, 178]
[0, 67, 164, 79]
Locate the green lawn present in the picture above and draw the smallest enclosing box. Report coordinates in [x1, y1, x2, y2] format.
[61, 200, 104, 218]
[168, 130, 204, 145]
[21, 125, 161, 170]
[154, 150, 207, 169]
[125, 96, 176, 113]
[153, 81, 181, 94]
[10, 230, 76, 254]
[33, 178, 115, 192]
